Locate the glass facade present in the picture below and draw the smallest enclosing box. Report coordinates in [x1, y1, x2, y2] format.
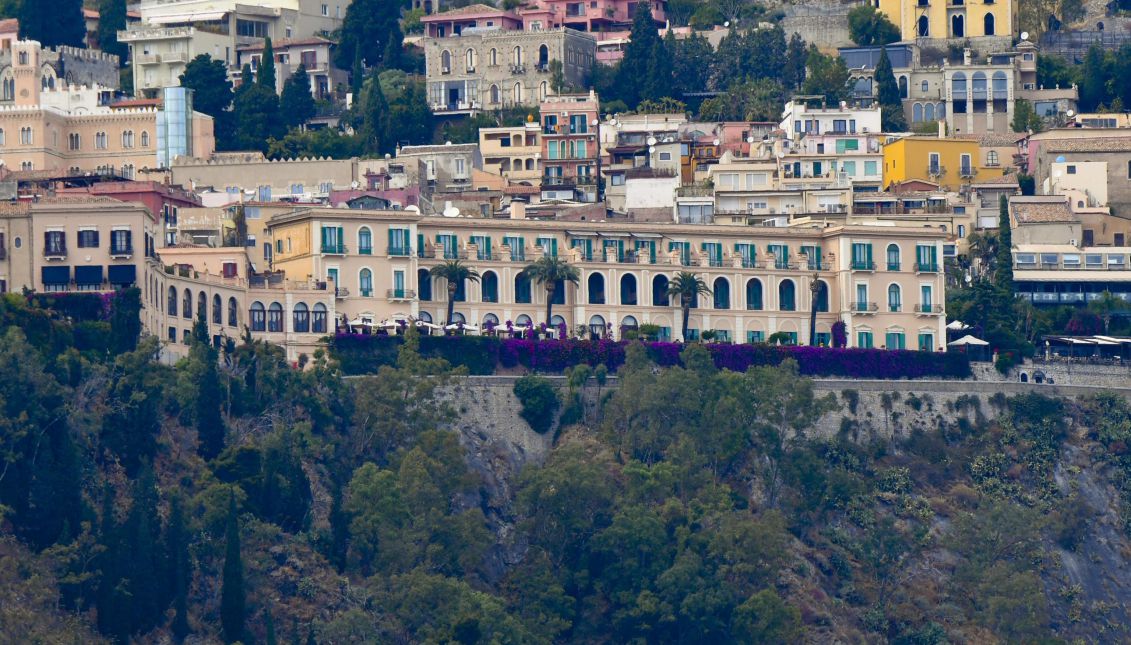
[157, 87, 194, 168]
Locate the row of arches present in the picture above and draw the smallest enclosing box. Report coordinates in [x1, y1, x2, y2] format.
[915, 13, 995, 38]
[487, 81, 548, 105]
[418, 269, 829, 312]
[159, 285, 328, 334]
[249, 301, 329, 333]
[440, 44, 550, 72]
[911, 102, 946, 123]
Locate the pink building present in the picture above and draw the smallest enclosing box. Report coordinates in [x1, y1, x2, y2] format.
[520, 0, 666, 33]
[421, 5, 524, 37]
[540, 91, 600, 203]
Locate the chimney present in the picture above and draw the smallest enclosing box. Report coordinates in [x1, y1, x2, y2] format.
[938, 119, 945, 139]
[511, 201, 526, 219]
[963, 48, 971, 66]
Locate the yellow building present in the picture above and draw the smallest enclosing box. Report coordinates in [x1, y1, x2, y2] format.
[877, 0, 1014, 43]
[882, 136, 1004, 191]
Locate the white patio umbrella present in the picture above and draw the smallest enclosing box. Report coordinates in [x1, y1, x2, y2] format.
[946, 320, 971, 331]
[947, 334, 989, 346]
[347, 317, 372, 327]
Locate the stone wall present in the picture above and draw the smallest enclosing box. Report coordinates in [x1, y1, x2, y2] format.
[972, 361, 1131, 389]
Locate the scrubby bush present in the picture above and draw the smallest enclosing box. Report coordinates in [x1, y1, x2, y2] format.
[513, 376, 559, 434]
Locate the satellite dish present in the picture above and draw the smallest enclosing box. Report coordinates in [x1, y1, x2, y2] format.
[384, 153, 391, 159]
[840, 100, 847, 108]
[443, 206, 460, 217]
[1055, 155, 1066, 163]
[1066, 109, 1075, 117]
[1021, 31, 1029, 41]
[351, 180, 359, 189]
[647, 136, 657, 146]
[648, 145, 656, 153]
[746, 136, 755, 143]
[713, 138, 720, 146]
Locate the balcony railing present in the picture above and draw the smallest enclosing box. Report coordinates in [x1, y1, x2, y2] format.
[851, 261, 875, 271]
[386, 288, 417, 300]
[915, 304, 942, 314]
[359, 245, 373, 255]
[321, 243, 347, 255]
[388, 246, 412, 257]
[888, 303, 902, 312]
[110, 245, 133, 257]
[335, 287, 350, 298]
[915, 262, 939, 273]
[44, 246, 67, 259]
[852, 301, 879, 312]
[887, 262, 901, 271]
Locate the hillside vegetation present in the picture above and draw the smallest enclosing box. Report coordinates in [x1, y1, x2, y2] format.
[1, 292, 1130, 643]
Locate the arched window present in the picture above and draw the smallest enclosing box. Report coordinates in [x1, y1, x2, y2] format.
[539, 81, 548, 101]
[538, 44, 549, 66]
[924, 102, 935, 121]
[481, 270, 498, 302]
[489, 84, 499, 104]
[358, 226, 372, 254]
[441, 50, 452, 72]
[952, 72, 967, 97]
[168, 286, 178, 316]
[652, 275, 670, 306]
[526, 158, 534, 170]
[515, 273, 532, 303]
[983, 13, 995, 35]
[913, 103, 923, 122]
[746, 278, 763, 310]
[268, 302, 284, 332]
[587, 273, 605, 304]
[991, 71, 1008, 98]
[489, 48, 498, 66]
[951, 14, 964, 37]
[465, 48, 476, 71]
[815, 280, 829, 312]
[887, 243, 901, 270]
[888, 284, 902, 312]
[588, 315, 606, 338]
[484, 313, 500, 326]
[250, 301, 266, 331]
[359, 269, 373, 297]
[987, 150, 999, 166]
[293, 302, 310, 332]
[550, 314, 566, 327]
[312, 303, 328, 333]
[512, 45, 522, 66]
[921, 79, 929, 93]
[621, 315, 638, 330]
[937, 102, 945, 118]
[713, 277, 730, 309]
[917, 15, 929, 37]
[228, 297, 238, 327]
[516, 314, 533, 326]
[183, 288, 193, 319]
[513, 82, 522, 103]
[418, 268, 432, 301]
[419, 311, 434, 323]
[122, 130, 134, 148]
[197, 291, 207, 321]
[898, 75, 908, 99]
[620, 274, 637, 305]
[779, 280, 796, 311]
[141, 131, 150, 147]
[972, 72, 987, 99]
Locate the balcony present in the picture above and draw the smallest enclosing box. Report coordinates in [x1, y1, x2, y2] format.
[321, 243, 347, 255]
[851, 261, 876, 271]
[887, 262, 901, 271]
[335, 287, 350, 298]
[110, 245, 133, 259]
[359, 246, 373, 256]
[852, 302, 879, 313]
[387, 288, 417, 301]
[915, 262, 939, 273]
[915, 304, 943, 314]
[44, 246, 67, 260]
[888, 303, 902, 312]
[388, 246, 412, 257]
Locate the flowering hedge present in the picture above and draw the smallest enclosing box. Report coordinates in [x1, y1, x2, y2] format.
[331, 334, 971, 380]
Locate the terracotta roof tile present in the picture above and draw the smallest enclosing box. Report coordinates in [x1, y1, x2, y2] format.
[1013, 200, 1076, 223]
[1045, 138, 1131, 153]
[424, 3, 510, 18]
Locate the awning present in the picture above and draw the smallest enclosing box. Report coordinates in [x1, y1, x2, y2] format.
[565, 230, 598, 236]
[108, 264, 137, 285]
[948, 335, 989, 346]
[631, 232, 663, 238]
[148, 11, 227, 24]
[599, 232, 630, 237]
[946, 320, 971, 330]
[41, 266, 70, 285]
[74, 265, 104, 285]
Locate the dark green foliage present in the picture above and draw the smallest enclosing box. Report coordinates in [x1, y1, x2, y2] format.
[616, 2, 663, 107]
[875, 48, 907, 131]
[279, 65, 317, 129]
[221, 494, 245, 644]
[335, 0, 406, 71]
[513, 376, 559, 434]
[97, 0, 128, 60]
[802, 46, 850, 104]
[996, 194, 1013, 290]
[180, 55, 235, 145]
[168, 497, 191, 640]
[19, 0, 83, 47]
[109, 287, 141, 353]
[258, 38, 277, 91]
[783, 32, 808, 91]
[848, 4, 901, 46]
[233, 82, 283, 153]
[188, 323, 225, 459]
[357, 68, 390, 154]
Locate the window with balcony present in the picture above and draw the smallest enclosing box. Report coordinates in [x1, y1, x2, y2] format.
[358, 227, 373, 255]
[767, 244, 788, 269]
[359, 269, 373, 297]
[916, 244, 938, 272]
[779, 279, 796, 311]
[44, 231, 65, 257]
[851, 242, 873, 270]
[920, 285, 934, 312]
[888, 284, 902, 312]
[321, 226, 345, 254]
[111, 230, 132, 255]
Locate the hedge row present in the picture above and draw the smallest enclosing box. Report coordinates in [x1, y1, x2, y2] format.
[330, 335, 971, 380]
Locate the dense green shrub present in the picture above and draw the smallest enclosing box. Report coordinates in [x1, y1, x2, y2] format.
[513, 376, 559, 434]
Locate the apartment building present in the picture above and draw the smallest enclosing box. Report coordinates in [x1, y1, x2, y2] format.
[421, 4, 595, 113]
[236, 36, 345, 99]
[1029, 135, 1131, 219]
[540, 92, 600, 202]
[876, 0, 1014, 48]
[0, 46, 215, 177]
[781, 100, 883, 140]
[478, 121, 542, 182]
[172, 153, 359, 202]
[518, 0, 667, 33]
[706, 152, 852, 222]
[882, 135, 1004, 191]
[263, 206, 948, 348]
[119, 0, 343, 97]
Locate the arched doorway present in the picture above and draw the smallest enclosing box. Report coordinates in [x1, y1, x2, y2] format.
[620, 273, 638, 305]
[588, 315, 607, 339]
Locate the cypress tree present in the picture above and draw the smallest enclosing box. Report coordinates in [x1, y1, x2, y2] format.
[350, 49, 364, 96]
[996, 194, 1014, 289]
[96, 484, 130, 644]
[359, 69, 389, 155]
[328, 485, 350, 571]
[21, 0, 84, 47]
[617, 3, 661, 107]
[109, 287, 141, 354]
[191, 309, 225, 459]
[874, 48, 907, 131]
[125, 465, 163, 634]
[258, 37, 277, 92]
[97, 0, 128, 59]
[280, 65, 317, 130]
[265, 611, 278, 645]
[221, 493, 245, 644]
[168, 496, 191, 640]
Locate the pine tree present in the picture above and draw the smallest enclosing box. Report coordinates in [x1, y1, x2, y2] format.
[784, 33, 808, 91]
[191, 316, 225, 458]
[97, 0, 127, 60]
[258, 37, 277, 92]
[168, 496, 191, 640]
[350, 49, 364, 96]
[221, 493, 246, 644]
[280, 65, 317, 130]
[359, 69, 390, 155]
[874, 48, 907, 131]
[20, 0, 84, 47]
[125, 465, 163, 634]
[616, 2, 662, 106]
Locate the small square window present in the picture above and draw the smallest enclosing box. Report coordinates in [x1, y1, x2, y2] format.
[1067, 165, 1076, 174]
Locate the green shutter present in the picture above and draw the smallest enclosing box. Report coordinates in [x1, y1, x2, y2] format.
[320, 226, 328, 249]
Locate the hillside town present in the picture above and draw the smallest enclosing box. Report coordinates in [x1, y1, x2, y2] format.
[8, 0, 1131, 642]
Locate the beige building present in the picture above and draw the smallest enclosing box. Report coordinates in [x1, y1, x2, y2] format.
[236, 36, 345, 100]
[706, 152, 852, 223]
[479, 122, 541, 183]
[0, 42, 214, 177]
[120, 0, 343, 97]
[172, 152, 360, 202]
[265, 206, 949, 348]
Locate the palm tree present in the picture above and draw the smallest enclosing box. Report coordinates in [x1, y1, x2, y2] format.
[429, 259, 480, 327]
[521, 255, 580, 324]
[1089, 290, 1127, 334]
[666, 271, 711, 341]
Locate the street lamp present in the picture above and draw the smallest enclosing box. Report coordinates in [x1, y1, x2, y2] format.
[809, 270, 821, 346]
